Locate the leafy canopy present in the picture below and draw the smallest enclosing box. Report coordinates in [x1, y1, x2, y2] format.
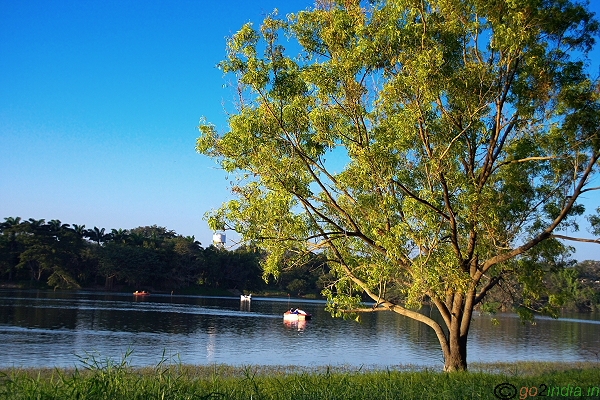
[197, 0, 600, 318]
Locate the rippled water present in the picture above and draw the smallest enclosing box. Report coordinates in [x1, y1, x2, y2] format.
[0, 290, 597, 369]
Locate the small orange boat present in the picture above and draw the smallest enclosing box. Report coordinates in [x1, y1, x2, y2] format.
[133, 291, 150, 296]
[283, 308, 312, 321]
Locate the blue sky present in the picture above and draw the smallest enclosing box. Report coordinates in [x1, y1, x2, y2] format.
[0, 0, 312, 245]
[0, 0, 599, 260]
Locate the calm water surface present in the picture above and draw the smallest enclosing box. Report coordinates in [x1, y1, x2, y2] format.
[0, 290, 598, 369]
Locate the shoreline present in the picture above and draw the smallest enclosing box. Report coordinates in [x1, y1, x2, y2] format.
[2, 360, 599, 376]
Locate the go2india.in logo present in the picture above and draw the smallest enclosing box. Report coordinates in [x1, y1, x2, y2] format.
[494, 382, 600, 399]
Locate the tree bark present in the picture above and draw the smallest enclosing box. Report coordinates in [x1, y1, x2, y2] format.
[443, 328, 468, 371]
[441, 293, 470, 371]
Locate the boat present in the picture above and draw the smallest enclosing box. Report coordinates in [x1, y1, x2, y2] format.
[283, 308, 312, 321]
[240, 294, 252, 301]
[133, 291, 150, 296]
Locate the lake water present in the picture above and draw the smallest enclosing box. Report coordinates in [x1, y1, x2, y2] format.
[0, 290, 598, 369]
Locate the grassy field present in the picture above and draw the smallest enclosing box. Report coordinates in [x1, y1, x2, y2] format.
[1, 357, 599, 400]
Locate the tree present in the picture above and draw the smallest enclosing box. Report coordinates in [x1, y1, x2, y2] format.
[47, 219, 70, 233]
[72, 224, 87, 238]
[44, 226, 85, 289]
[1, 217, 22, 229]
[197, 0, 600, 371]
[14, 219, 83, 287]
[108, 228, 129, 244]
[98, 242, 165, 288]
[169, 235, 205, 288]
[574, 260, 600, 310]
[86, 227, 107, 245]
[0, 217, 24, 280]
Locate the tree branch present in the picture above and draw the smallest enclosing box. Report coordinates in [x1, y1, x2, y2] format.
[474, 274, 503, 305]
[392, 179, 451, 220]
[580, 186, 600, 193]
[551, 234, 600, 245]
[339, 259, 451, 357]
[479, 151, 600, 277]
[492, 156, 559, 173]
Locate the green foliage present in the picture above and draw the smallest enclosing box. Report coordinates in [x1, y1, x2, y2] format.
[0, 218, 85, 288]
[198, 0, 600, 370]
[588, 207, 600, 236]
[0, 217, 284, 294]
[571, 260, 600, 310]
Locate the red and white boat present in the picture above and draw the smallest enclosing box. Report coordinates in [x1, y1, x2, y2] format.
[283, 308, 312, 321]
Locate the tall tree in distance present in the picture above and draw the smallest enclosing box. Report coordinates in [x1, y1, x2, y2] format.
[197, 0, 600, 371]
[47, 219, 70, 233]
[72, 224, 87, 238]
[109, 228, 129, 244]
[86, 227, 107, 245]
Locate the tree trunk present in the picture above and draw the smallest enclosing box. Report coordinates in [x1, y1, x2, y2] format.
[105, 275, 114, 290]
[359, 279, 475, 372]
[443, 331, 468, 371]
[438, 291, 473, 372]
[28, 261, 42, 282]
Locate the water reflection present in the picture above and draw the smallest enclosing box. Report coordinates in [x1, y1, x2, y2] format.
[283, 319, 308, 331]
[240, 299, 251, 312]
[0, 290, 598, 369]
[206, 324, 217, 362]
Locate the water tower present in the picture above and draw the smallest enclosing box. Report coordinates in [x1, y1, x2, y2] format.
[212, 233, 226, 248]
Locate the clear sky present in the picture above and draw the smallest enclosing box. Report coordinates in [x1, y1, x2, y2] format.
[1, 1, 599, 260]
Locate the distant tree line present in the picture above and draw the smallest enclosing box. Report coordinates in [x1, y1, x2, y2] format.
[0, 217, 329, 295]
[0, 216, 597, 310]
[472, 259, 600, 313]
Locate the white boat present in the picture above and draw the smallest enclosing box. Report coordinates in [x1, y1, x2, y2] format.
[283, 308, 312, 321]
[240, 294, 252, 301]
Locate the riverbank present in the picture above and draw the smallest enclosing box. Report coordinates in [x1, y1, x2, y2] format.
[2, 361, 599, 400]
[0, 283, 321, 300]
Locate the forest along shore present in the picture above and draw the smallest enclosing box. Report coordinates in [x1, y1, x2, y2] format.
[0, 219, 330, 298]
[1, 218, 599, 311]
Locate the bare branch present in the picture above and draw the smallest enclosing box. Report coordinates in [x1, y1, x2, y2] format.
[551, 234, 600, 245]
[344, 307, 392, 313]
[580, 186, 600, 193]
[493, 156, 559, 173]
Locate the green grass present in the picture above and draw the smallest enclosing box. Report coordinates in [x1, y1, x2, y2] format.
[1, 355, 599, 400]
